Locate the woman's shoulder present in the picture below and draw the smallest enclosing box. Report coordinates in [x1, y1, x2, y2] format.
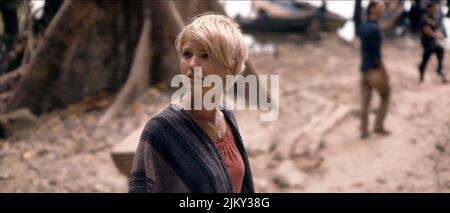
[145, 106, 183, 125]
[140, 106, 185, 144]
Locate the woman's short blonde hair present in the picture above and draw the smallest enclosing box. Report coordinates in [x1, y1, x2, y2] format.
[175, 13, 248, 75]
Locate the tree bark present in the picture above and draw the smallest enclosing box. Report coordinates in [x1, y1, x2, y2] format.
[5, 1, 98, 114]
[2, 0, 263, 119]
[0, 69, 21, 93]
[99, 12, 152, 125]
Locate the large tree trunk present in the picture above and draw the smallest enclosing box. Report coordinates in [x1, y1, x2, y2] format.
[3, 1, 144, 114]
[5, 1, 98, 113]
[2, 0, 263, 121]
[98, 9, 152, 125]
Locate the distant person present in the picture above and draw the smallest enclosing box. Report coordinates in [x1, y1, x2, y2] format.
[0, 0, 18, 53]
[419, 2, 448, 83]
[409, 0, 424, 34]
[354, 0, 363, 36]
[447, 0, 450, 17]
[396, 0, 410, 35]
[358, 0, 391, 139]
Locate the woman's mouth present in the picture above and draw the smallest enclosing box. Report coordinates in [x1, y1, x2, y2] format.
[187, 74, 203, 81]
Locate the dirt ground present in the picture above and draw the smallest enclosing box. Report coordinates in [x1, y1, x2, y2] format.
[1, 32, 450, 192]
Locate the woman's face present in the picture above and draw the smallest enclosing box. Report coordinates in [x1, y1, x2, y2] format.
[179, 39, 227, 80]
[179, 39, 229, 106]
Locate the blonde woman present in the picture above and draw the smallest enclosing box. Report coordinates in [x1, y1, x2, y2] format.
[129, 14, 254, 193]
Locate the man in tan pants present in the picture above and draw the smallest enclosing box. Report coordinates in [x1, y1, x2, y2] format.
[358, 1, 391, 139]
[360, 67, 391, 139]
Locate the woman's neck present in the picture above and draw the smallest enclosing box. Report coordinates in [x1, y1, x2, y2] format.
[188, 108, 217, 123]
[178, 94, 220, 123]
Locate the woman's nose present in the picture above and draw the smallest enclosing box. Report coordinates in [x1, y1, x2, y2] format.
[188, 55, 201, 68]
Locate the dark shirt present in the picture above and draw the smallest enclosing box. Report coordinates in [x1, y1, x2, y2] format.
[359, 19, 382, 73]
[420, 14, 440, 48]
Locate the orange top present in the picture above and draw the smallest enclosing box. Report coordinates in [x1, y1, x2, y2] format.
[214, 124, 245, 193]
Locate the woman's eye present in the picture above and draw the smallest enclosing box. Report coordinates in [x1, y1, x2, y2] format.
[182, 51, 192, 59]
[200, 53, 209, 60]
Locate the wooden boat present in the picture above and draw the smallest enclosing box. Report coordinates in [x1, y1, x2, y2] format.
[235, 0, 345, 33]
[236, 15, 314, 32]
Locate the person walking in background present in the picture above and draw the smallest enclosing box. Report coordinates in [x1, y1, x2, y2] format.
[419, 2, 448, 84]
[358, 0, 391, 139]
[409, 0, 425, 34]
